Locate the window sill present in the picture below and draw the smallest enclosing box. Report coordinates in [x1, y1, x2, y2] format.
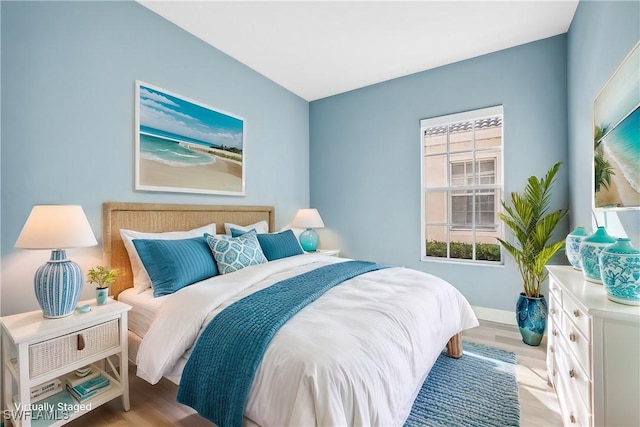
[421, 256, 505, 267]
[450, 226, 498, 231]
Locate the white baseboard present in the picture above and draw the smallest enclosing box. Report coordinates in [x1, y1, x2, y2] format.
[472, 306, 516, 326]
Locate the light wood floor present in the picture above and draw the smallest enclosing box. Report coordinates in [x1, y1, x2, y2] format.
[67, 321, 562, 426]
[463, 320, 563, 427]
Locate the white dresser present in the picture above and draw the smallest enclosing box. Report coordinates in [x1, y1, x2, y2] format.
[546, 266, 640, 427]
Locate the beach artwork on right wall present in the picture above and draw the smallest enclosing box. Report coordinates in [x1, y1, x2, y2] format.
[593, 41, 639, 209]
[135, 81, 245, 196]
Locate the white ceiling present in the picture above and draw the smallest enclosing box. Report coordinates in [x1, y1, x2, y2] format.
[139, 1, 579, 101]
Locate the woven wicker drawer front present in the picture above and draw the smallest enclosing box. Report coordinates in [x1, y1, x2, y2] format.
[29, 319, 119, 377]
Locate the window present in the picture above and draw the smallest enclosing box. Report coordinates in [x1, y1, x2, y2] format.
[451, 160, 496, 228]
[421, 106, 503, 263]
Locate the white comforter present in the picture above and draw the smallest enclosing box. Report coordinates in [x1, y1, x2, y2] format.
[136, 254, 478, 426]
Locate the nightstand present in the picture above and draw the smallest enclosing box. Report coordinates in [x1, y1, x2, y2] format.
[306, 249, 340, 257]
[1, 299, 131, 427]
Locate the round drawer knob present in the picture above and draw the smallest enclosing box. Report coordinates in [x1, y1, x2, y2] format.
[569, 333, 577, 342]
[573, 309, 581, 318]
[569, 415, 576, 424]
[569, 369, 576, 378]
[550, 309, 556, 315]
[552, 329, 558, 337]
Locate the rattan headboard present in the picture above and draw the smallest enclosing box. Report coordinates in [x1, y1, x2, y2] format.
[102, 202, 275, 299]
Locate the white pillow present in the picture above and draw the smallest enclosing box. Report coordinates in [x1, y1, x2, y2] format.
[120, 223, 216, 293]
[224, 220, 269, 235]
[280, 225, 304, 240]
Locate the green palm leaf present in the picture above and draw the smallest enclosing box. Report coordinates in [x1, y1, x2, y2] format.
[497, 162, 568, 297]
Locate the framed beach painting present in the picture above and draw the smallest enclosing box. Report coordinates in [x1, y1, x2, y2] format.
[135, 81, 245, 196]
[593, 42, 639, 209]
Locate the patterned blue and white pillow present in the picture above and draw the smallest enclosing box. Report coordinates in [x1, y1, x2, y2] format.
[205, 230, 267, 275]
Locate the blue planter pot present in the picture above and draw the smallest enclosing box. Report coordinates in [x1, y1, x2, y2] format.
[516, 293, 548, 346]
[96, 288, 109, 305]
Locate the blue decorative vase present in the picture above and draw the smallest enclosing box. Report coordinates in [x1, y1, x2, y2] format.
[579, 226, 616, 284]
[566, 227, 590, 270]
[516, 293, 548, 346]
[299, 228, 319, 252]
[34, 249, 83, 318]
[599, 238, 640, 306]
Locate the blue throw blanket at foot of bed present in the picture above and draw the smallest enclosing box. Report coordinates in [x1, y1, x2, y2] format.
[177, 260, 390, 427]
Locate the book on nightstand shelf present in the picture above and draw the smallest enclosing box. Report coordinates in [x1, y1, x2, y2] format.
[65, 365, 101, 388]
[13, 390, 77, 427]
[66, 374, 111, 403]
[30, 378, 63, 402]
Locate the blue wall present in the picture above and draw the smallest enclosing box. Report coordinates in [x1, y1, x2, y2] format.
[567, 0, 640, 245]
[310, 36, 570, 313]
[0, 1, 309, 315]
[2, 1, 637, 318]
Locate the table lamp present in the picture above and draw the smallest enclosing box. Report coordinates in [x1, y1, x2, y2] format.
[15, 205, 98, 318]
[291, 208, 325, 252]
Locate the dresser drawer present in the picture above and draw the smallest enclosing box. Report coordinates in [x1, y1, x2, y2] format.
[547, 317, 558, 385]
[549, 279, 563, 305]
[555, 365, 592, 427]
[562, 294, 590, 339]
[561, 312, 591, 376]
[549, 319, 562, 344]
[29, 319, 120, 377]
[556, 339, 592, 412]
[549, 293, 562, 325]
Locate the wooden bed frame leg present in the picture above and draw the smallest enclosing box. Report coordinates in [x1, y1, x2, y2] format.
[446, 333, 463, 359]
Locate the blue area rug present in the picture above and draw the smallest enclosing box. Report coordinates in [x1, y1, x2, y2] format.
[405, 342, 520, 427]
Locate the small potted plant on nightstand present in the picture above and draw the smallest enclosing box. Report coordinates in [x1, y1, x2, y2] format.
[87, 266, 117, 306]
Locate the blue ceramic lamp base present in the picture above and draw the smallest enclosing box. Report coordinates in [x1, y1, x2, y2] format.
[35, 249, 83, 318]
[299, 228, 320, 252]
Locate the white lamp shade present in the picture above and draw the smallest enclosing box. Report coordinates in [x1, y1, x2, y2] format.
[291, 208, 325, 229]
[15, 205, 98, 249]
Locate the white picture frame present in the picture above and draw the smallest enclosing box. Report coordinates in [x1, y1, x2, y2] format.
[593, 42, 639, 210]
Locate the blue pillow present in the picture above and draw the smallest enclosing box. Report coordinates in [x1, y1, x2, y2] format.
[230, 227, 254, 237]
[256, 230, 304, 261]
[205, 231, 267, 275]
[132, 237, 218, 297]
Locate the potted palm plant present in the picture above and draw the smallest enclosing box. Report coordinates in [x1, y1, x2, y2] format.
[497, 162, 568, 346]
[87, 265, 118, 306]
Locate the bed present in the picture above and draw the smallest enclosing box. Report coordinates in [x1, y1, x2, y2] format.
[102, 202, 478, 426]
